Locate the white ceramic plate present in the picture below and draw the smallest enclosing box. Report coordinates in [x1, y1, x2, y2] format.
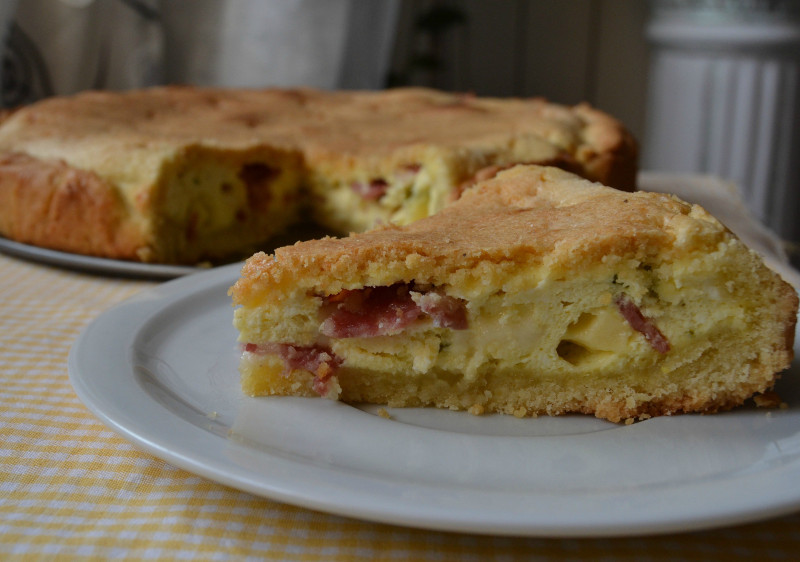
[0, 236, 202, 279]
[68, 263, 800, 537]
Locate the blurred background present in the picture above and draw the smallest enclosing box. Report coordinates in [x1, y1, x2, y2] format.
[1, 0, 799, 259]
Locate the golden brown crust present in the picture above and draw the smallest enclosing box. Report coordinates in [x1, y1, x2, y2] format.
[572, 103, 639, 191]
[0, 87, 638, 263]
[0, 152, 147, 259]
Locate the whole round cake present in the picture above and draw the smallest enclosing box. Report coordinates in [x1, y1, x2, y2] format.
[0, 87, 637, 264]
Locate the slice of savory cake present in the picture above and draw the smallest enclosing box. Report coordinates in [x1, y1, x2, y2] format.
[229, 165, 798, 423]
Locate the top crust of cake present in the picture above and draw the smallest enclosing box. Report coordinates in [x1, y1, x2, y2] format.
[0, 87, 634, 189]
[233, 166, 749, 305]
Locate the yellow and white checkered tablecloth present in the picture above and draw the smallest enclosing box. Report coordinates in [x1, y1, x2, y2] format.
[2, 251, 800, 561]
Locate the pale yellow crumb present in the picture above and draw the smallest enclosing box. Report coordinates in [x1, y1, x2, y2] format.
[468, 404, 485, 416]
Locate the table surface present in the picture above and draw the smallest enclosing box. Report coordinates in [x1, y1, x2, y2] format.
[3, 178, 800, 560]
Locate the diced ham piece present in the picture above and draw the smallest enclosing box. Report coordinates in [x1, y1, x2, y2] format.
[320, 284, 468, 338]
[239, 163, 279, 210]
[243, 342, 341, 397]
[243, 342, 341, 377]
[320, 285, 422, 338]
[351, 165, 420, 201]
[412, 291, 468, 330]
[614, 293, 671, 354]
[311, 375, 336, 398]
[351, 178, 389, 201]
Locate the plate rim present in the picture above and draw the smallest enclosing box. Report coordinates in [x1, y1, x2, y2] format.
[0, 235, 204, 279]
[68, 263, 800, 538]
